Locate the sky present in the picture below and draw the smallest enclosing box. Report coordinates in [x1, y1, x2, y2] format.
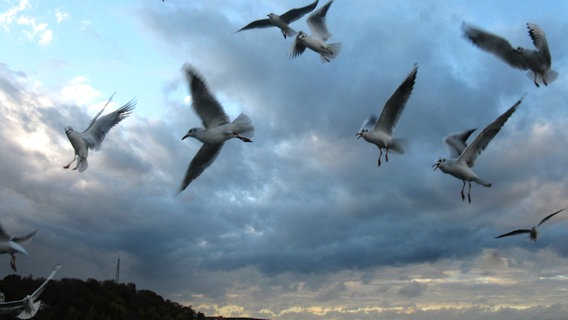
[1, 0, 568, 319]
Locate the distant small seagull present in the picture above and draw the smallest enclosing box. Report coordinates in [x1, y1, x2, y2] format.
[0, 223, 37, 272]
[462, 22, 557, 87]
[63, 94, 135, 172]
[433, 96, 523, 203]
[237, 0, 318, 39]
[356, 64, 418, 166]
[0, 264, 61, 319]
[179, 64, 254, 193]
[495, 208, 564, 241]
[290, 0, 341, 63]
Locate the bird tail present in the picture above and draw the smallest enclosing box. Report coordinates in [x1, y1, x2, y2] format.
[527, 69, 558, 86]
[231, 113, 255, 137]
[17, 301, 41, 319]
[389, 138, 406, 154]
[77, 156, 88, 172]
[320, 42, 342, 63]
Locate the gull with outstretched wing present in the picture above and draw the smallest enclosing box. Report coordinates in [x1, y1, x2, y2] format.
[496, 209, 564, 241]
[0, 223, 37, 272]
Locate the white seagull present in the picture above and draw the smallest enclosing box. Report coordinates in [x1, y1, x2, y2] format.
[290, 0, 341, 63]
[495, 208, 564, 241]
[237, 0, 318, 39]
[63, 95, 135, 172]
[433, 96, 523, 203]
[462, 22, 557, 87]
[179, 64, 254, 193]
[356, 65, 418, 166]
[0, 223, 37, 272]
[0, 265, 61, 319]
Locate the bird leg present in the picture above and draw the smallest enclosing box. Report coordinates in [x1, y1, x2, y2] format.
[63, 154, 77, 169]
[385, 148, 389, 162]
[460, 180, 466, 201]
[234, 134, 252, 143]
[467, 181, 472, 203]
[534, 74, 540, 88]
[377, 148, 383, 167]
[10, 254, 17, 272]
[72, 156, 81, 170]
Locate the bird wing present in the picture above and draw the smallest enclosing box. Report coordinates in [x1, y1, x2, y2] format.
[237, 18, 274, 32]
[0, 300, 25, 313]
[443, 128, 476, 158]
[0, 223, 10, 241]
[495, 229, 531, 238]
[359, 114, 378, 132]
[29, 265, 61, 301]
[280, 0, 319, 23]
[306, 0, 333, 41]
[462, 22, 530, 70]
[290, 32, 307, 58]
[375, 64, 418, 135]
[81, 99, 136, 150]
[12, 229, 37, 244]
[458, 97, 522, 167]
[179, 143, 224, 192]
[537, 208, 564, 227]
[527, 23, 552, 66]
[81, 92, 116, 134]
[183, 65, 230, 129]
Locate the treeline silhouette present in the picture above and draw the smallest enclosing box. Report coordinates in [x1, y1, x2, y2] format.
[0, 273, 205, 319]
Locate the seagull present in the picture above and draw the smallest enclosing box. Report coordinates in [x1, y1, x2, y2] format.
[433, 96, 523, 203]
[63, 94, 135, 172]
[290, 0, 341, 63]
[495, 208, 564, 241]
[179, 64, 254, 193]
[0, 223, 37, 272]
[0, 265, 61, 319]
[356, 64, 418, 166]
[462, 22, 558, 87]
[237, 0, 318, 39]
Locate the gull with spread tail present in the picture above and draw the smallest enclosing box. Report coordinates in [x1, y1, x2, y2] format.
[179, 64, 254, 193]
[237, 0, 318, 39]
[0, 223, 37, 272]
[495, 208, 564, 241]
[63, 93, 135, 172]
[0, 265, 61, 319]
[462, 22, 557, 87]
[356, 65, 418, 166]
[290, 0, 341, 63]
[433, 97, 523, 203]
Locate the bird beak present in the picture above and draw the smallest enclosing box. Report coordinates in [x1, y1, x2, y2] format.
[355, 131, 363, 139]
[182, 133, 189, 140]
[432, 162, 439, 171]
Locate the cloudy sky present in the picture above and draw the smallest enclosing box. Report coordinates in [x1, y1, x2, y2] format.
[1, 0, 568, 319]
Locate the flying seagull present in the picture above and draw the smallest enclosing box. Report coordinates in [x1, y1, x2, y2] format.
[63, 94, 135, 172]
[356, 64, 418, 166]
[290, 0, 341, 63]
[0, 223, 37, 272]
[179, 64, 254, 193]
[495, 208, 564, 241]
[0, 265, 61, 319]
[237, 0, 318, 39]
[462, 22, 557, 87]
[433, 96, 523, 203]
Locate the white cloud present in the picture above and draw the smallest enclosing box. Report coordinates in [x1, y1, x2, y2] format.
[17, 15, 53, 45]
[0, 0, 29, 31]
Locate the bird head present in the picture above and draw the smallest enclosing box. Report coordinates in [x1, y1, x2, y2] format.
[64, 126, 73, 135]
[529, 226, 538, 241]
[432, 158, 446, 171]
[182, 128, 200, 140]
[355, 129, 368, 139]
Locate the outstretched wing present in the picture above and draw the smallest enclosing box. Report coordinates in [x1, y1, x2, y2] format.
[306, 0, 333, 41]
[537, 208, 564, 227]
[359, 114, 378, 132]
[179, 143, 224, 192]
[237, 18, 273, 32]
[29, 265, 61, 301]
[280, 0, 319, 23]
[0, 223, 10, 241]
[290, 32, 307, 58]
[81, 99, 136, 150]
[375, 64, 418, 135]
[443, 128, 476, 158]
[458, 96, 522, 167]
[183, 64, 230, 129]
[12, 229, 37, 244]
[527, 23, 552, 66]
[495, 229, 531, 239]
[462, 22, 530, 70]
